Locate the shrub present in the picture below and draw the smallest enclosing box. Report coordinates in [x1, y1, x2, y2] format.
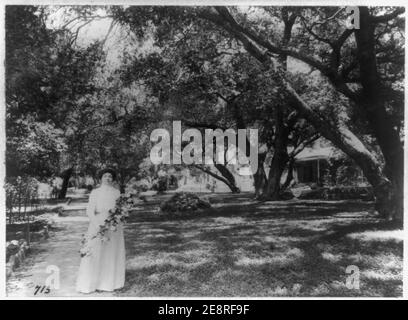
[126, 178, 151, 193]
[152, 176, 168, 193]
[5, 176, 40, 224]
[280, 190, 295, 200]
[159, 192, 212, 217]
[298, 186, 374, 200]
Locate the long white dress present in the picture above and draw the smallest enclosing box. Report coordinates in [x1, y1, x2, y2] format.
[76, 185, 126, 293]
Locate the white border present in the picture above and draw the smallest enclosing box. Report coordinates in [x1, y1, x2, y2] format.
[0, 0, 406, 301]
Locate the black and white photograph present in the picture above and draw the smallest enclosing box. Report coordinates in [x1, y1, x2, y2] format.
[2, 1, 406, 299]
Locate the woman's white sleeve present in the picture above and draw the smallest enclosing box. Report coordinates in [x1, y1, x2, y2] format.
[86, 191, 96, 220]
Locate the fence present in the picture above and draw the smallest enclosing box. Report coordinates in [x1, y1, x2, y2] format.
[5, 176, 45, 246]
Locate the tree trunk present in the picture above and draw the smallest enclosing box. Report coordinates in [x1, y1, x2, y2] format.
[269, 47, 398, 222]
[233, 23, 399, 221]
[200, 6, 402, 223]
[354, 7, 403, 223]
[264, 105, 289, 200]
[58, 167, 73, 199]
[214, 164, 240, 193]
[254, 152, 267, 198]
[284, 82, 399, 222]
[194, 164, 240, 193]
[264, 152, 288, 199]
[281, 157, 295, 192]
[119, 171, 127, 194]
[262, 12, 294, 201]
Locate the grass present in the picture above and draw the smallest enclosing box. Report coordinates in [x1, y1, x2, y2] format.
[115, 193, 403, 297]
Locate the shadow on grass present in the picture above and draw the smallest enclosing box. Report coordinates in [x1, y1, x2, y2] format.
[119, 193, 402, 297]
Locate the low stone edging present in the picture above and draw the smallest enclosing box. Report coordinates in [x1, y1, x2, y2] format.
[6, 240, 30, 279]
[6, 226, 50, 279]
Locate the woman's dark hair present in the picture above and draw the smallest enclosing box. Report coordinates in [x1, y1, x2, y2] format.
[98, 168, 117, 181]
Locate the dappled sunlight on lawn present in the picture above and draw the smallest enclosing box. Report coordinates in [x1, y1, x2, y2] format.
[117, 193, 402, 297]
[362, 270, 401, 281]
[127, 248, 213, 269]
[321, 252, 343, 263]
[212, 216, 247, 224]
[333, 211, 375, 218]
[347, 230, 404, 242]
[212, 201, 255, 208]
[234, 247, 304, 267]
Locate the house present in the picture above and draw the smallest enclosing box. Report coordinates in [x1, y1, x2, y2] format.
[292, 143, 367, 186]
[294, 146, 338, 184]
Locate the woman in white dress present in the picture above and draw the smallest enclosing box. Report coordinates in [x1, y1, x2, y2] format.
[76, 169, 126, 293]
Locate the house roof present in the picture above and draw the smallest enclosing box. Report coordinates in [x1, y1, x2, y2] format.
[295, 146, 344, 162]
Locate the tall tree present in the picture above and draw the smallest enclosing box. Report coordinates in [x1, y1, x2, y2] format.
[112, 6, 404, 223]
[115, 14, 317, 196]
[6, 6, 104, 186]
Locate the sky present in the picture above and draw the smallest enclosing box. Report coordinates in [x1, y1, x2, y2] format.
[47, 6, 131, 67]
[45, 5, 312, 74]
[47, 7, 114, 44]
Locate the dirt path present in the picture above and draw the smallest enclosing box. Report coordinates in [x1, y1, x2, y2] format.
[6, 213, 116, 297]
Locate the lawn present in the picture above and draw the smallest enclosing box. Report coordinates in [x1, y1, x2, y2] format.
[117, 193, 403, 297]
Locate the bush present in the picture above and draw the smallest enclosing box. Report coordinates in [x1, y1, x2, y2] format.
[298, 186, 374, 200]
[280, 190, 295, 200]
[152, 176, 168, 193]
[6, 242, 20, 261]
[126, 178, 151, 193]
[6, 176, 40, 224]
[298, 188, 328, 200]
[159, 192, 212, 217]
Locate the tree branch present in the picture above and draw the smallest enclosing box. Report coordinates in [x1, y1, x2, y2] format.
[334, 29, 354, 49]
[291, 133, 320, 157]
[207, 7, 333, 75]
[299, 16, 334, 47]
[184, 121, 225, 130]
[192, 164, 235, 189]
[371, 8, 405, 24]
